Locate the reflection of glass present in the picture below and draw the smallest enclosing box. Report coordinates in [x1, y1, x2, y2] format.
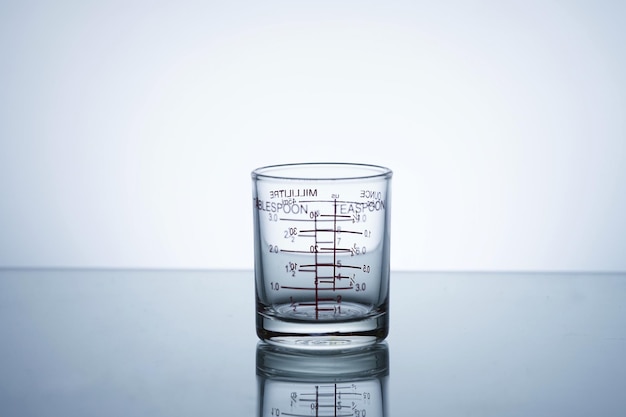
[256, 341, 389, 417]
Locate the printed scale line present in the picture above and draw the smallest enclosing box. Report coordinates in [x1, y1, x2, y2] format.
[314, 214, 319, 320]
[280, 200, 365, 318]
[333, 198, 337, 292]
[279, 218, 353, 222]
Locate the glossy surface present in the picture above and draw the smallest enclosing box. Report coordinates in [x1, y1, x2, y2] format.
[1, 269, 625, 416]
[252, 163, 392, 348]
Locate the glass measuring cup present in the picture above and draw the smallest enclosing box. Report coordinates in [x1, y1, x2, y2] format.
[252, 163, 392, 349]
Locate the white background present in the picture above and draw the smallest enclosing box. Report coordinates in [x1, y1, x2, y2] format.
[1, 0, 625, 271]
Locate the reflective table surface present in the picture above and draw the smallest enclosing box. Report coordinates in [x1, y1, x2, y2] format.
[1, 269, 625, 416]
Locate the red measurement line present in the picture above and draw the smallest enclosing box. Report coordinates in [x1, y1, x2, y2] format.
[302, 229, 362, 235]
[279, 218, 351, 222]
[333, 199, 337, 291]
[335, 275, 355, 280]
[301, 270, 360, 276]
[281, 286, 354, 291]
[281, 286, 317, 291]
[314, 215, 319, 320]
[300, 263, 361, 268]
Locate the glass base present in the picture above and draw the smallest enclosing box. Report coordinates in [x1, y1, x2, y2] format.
[256, 309, 388, 351]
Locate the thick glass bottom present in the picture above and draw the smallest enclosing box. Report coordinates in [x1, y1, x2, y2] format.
[256, 307, 388, 351]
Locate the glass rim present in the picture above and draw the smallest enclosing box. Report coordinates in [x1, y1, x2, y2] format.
[251, 162, 393, 181]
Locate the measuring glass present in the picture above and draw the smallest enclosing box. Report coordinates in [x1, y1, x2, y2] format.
[257, 341, 389, 416]
[252, 163, 392, 349]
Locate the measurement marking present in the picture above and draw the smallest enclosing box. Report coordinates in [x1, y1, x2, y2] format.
[281, 286, 354, 291]
[314, 216, 319, 319]
[282, 248, 354, 254]
[316, 386, 319, 417]
[283, 413, 352, 417]
[320, 247, 344, 252]
[281, 286, 321, 291]
[279, 218, 354, 222]
[335, 383, 337, 417]
[299, 263, 361, 269]
[279, 198, 371, 321]
[301, 228, 362, 235]
[282, 414, 347, 417]
[333, 199, 337, 291]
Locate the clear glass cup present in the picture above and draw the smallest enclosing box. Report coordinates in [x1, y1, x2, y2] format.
[252, 163, 392, 349]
